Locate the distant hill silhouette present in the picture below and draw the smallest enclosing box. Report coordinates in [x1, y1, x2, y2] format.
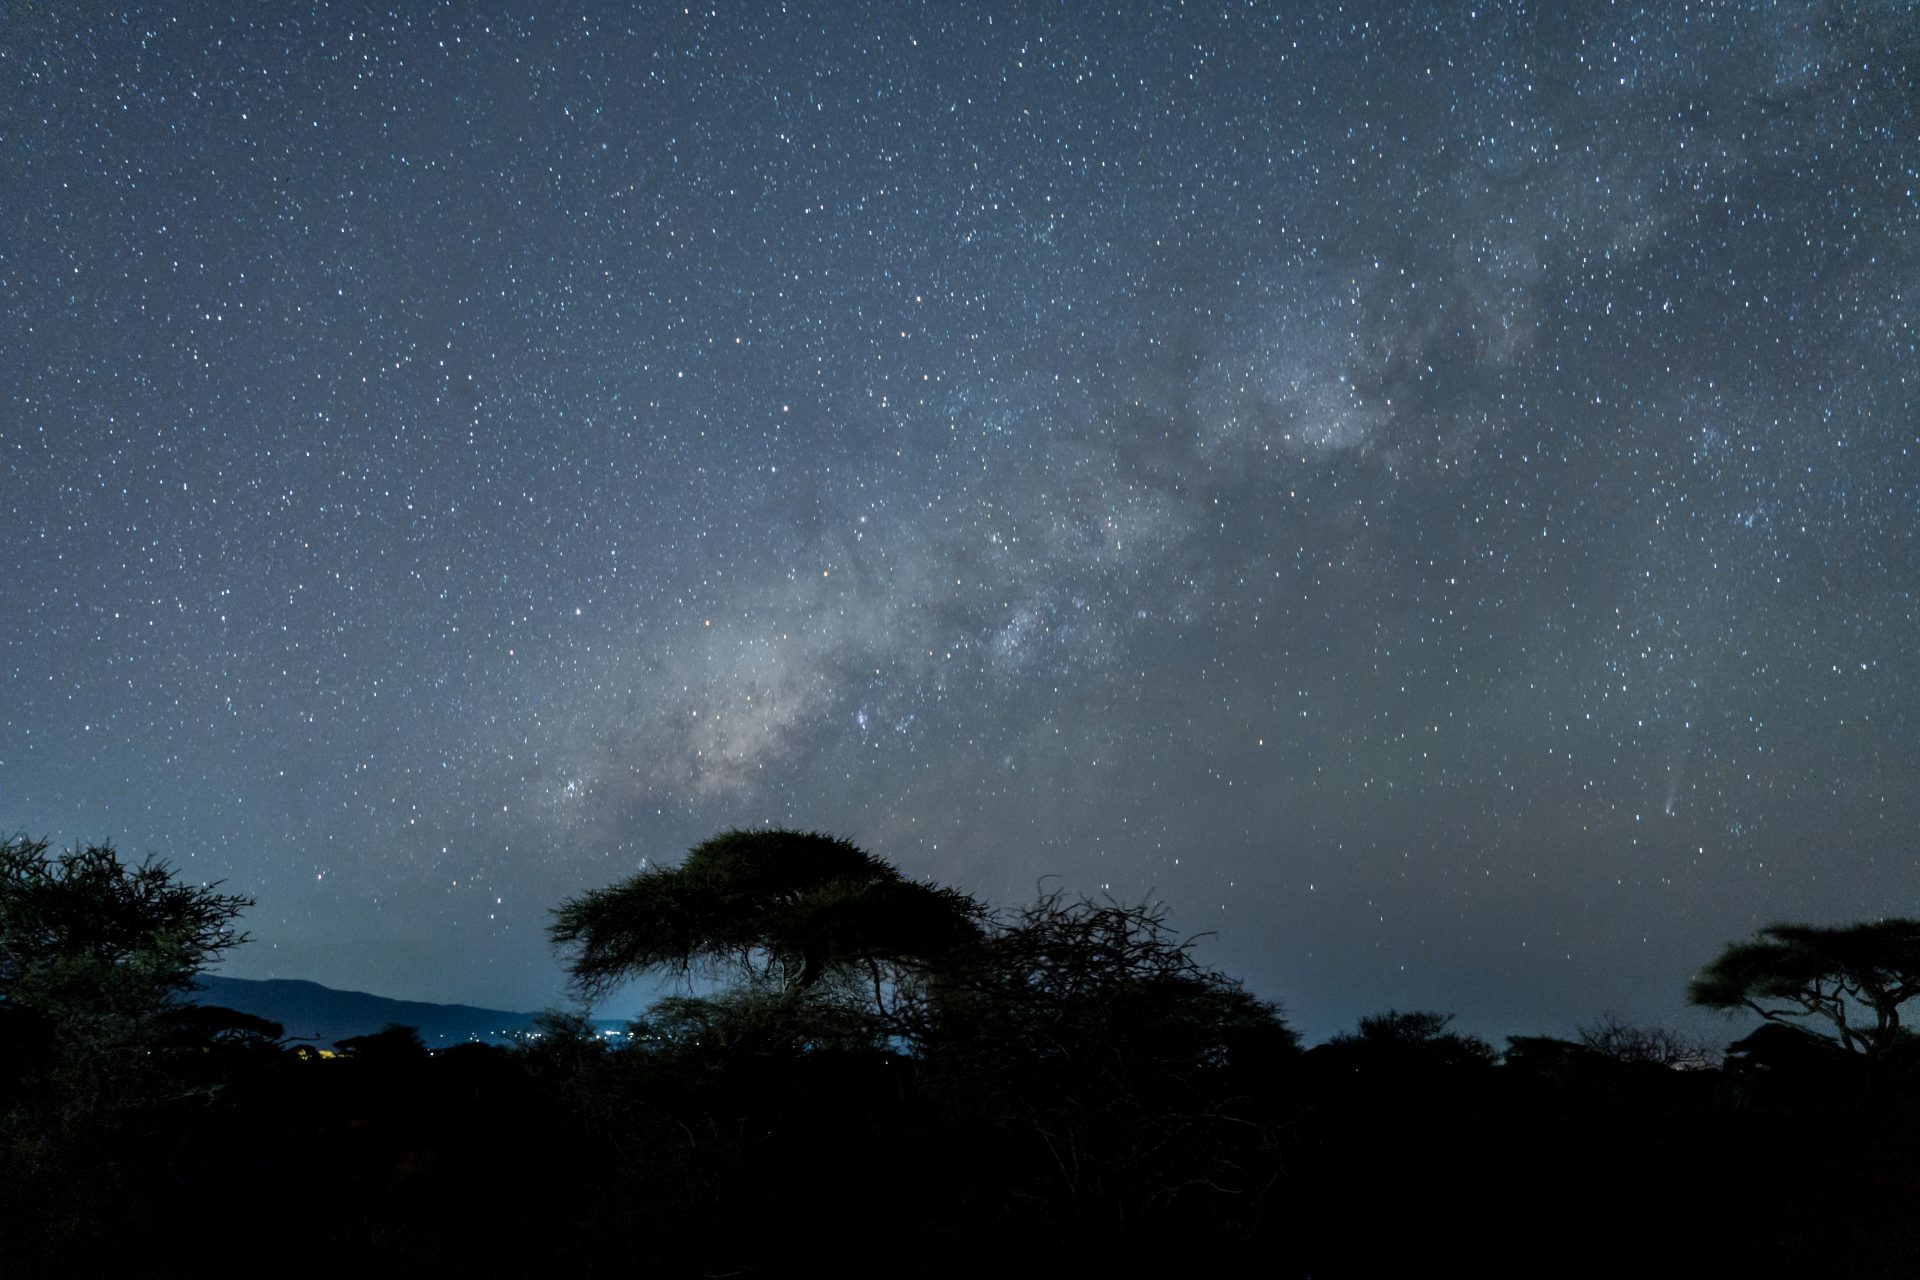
[187, 975, 548, 1048]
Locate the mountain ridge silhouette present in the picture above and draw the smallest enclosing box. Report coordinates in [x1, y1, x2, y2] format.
[188, 974, 548, 1047]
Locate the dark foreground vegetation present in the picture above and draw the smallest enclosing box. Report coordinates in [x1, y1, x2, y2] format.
[6, 831, 1920, 1277]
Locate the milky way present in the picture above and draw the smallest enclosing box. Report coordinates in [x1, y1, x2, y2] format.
[4, 2, 1915, 1039]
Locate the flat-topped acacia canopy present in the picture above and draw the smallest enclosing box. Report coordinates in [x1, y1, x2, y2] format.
[548, 828, 985, 1000]
[1689, 919, 1920, 1059]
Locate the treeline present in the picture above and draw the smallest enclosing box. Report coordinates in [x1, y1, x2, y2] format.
[4, 831, 1920, 1277]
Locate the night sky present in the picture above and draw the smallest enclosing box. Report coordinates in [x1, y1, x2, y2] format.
[4, 1, 1915, 1042]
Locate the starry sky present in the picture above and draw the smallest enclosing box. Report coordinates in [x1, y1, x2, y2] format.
[4, 1, 1915, 1042]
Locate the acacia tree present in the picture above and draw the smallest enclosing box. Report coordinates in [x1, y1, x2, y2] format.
[548, 828, 985, 1005]
[1322, 1010, 1499, 1069]
[547, 834, 1298, 1248]
[0, 834, 253, 1167]
[0, 835, 252, 1036]
[905, 890, 1298, 1233]
[912, 889, 1297, 1075]
[1577, 1012, 1717, 1070]
[1687, 920, 1920, 1059]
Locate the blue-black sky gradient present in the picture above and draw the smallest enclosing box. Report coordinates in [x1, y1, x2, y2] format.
[4, 1, 1915, 1041]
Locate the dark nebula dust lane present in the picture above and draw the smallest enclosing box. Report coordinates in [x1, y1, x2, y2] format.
[4, 2, 1914, 1039]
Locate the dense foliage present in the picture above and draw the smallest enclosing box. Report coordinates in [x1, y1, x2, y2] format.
[8, 828, 1920, 1276]
[0, 834, 251, 1019]
[0, 835, 258, 1261]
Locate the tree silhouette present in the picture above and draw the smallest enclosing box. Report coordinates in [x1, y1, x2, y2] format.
[0, 834, 252, 1082]
[153, 1002, 284, 1051]
[908, 891, 1298, 1230]
[1576, 1012, 1716, 1070]
[914, 889, 1297, 1076]
[0, 834, 255, 1215]
[548, 828, 985, 1002]
[1321, 1010, 1499, 1072]
[1688, 920, 1920, 1059]
[336, 1022, 429, 1062]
